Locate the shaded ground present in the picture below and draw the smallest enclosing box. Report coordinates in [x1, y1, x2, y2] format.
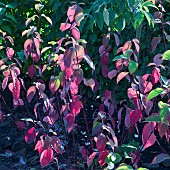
[0, 90, 170, 170]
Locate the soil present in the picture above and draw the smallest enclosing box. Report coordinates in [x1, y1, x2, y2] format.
[0, 89, 170, 170]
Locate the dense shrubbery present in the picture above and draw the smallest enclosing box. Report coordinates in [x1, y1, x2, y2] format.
[0, 0, 170, 169]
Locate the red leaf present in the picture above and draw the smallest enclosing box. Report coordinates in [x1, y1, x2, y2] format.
[28, 64, 36, 79]
[72, 27, 80, 40]
[25, 127, 36, 144]
[70, 81, 78, 96]
[104, 90, 111, 100]
[117, 72, 129, 84]
[6, 47, 14, 60]
[130, 109, 142, 125]
[115, 59, 123, 71]
[96, 134, 107, 152]
[27, 86, 36, 103]
[65, 113, 76, 133]
[60, 23, 71, 32]
[151, 37, 161, 52]
[144, 82, 153, 94]
[122, 41, 132, 54]
[40, 147, 53, 167]
[35, 139, 44, 154]
[151, 153, 170, 164]
[98, 150, 109, 166]
[16, 121, 26, 129]
[2, 77, 9, 91]
[87, 152, 97, 168]
[151, 67, 160, 85]
[9, 79, 21, 102]
[144, 133, 156, 150]
[108, 70, 117, 80]
[127, 88, 139, 99]
[142, 123, 156, 150]
[67, 5, 76, 22]
[71, 99, 83, 116]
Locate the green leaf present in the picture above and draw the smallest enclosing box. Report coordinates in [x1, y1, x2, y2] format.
[121, 144, 137, 150]
[6, 4, 14, 9]
[89, 15, 95, 32]
[113, 55, 127, 61]
[52, 1, 62, 10]
[159, 107, 169, 122]
[95, 11, 104, 30]
[41, 14, 52, 26]
[113, 153, 122, 164]
[103, 8, 109, 26]
[161, 76, 169, 86]
[109, 9, 115, 26]
[147, 88, 164, 100]
[137, 168, 149, 170]
[133, 12, 144, 29]
[163, 50, 170, 60]
[0, 7, 6, 15]
[128, 61, 138, 74]
[21, 118, 33, 122]
[158, 101, 169, 109]
[116, 16, 126, 31]
[76, 39, 87, 44]
[116, 164, 133, 170]
[6, 13, 16, 23]
[144, 115, 161, 123]
[1, 26, 11, 34]
[17, 51, 25, 62]
[144, 115, 169, 124]
[142, 1, 158, 10]
[92, 122, 102, 136]
[142, 10, 154, 27]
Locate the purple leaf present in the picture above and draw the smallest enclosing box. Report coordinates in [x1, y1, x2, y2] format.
[151, 37, 161, 52]
[113, 33, 120, 46]
[153, 53, 162, 66]
[152, 153, 170, 164]
[28, 64, 36, 79]
[6, 47, 14, 60]
[27, 86, 36, 103]
[108, 70, 118, 80]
